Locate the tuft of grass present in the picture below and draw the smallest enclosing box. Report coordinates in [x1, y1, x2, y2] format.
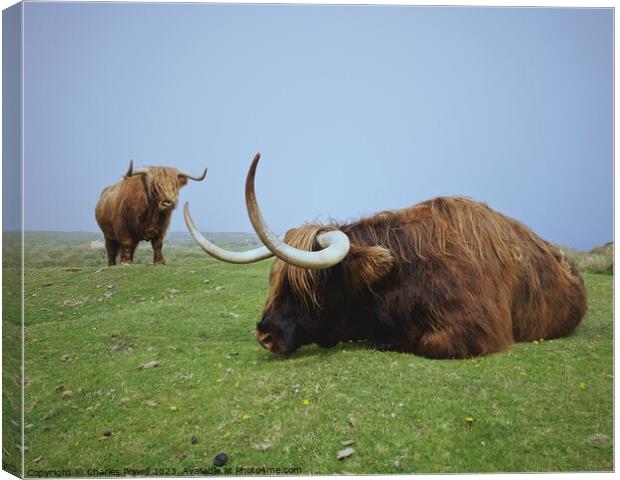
[557, 242, 613, 275]
[8, 233, 614, 474]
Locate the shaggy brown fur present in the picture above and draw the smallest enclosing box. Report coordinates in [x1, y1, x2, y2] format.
[256, 197, 587, 358]
[95, 167, 189, 265]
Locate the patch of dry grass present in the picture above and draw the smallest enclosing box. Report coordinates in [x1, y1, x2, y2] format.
[557, 242, 613, 275]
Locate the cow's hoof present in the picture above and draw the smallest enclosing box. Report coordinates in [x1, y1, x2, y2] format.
[154, 261, 166, 266]
[120, 261, 132, 266]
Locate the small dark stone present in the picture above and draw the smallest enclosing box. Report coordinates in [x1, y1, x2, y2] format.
[191, 435, 198, 445]
[103, 431, 112, 437]
[213, 452, 228, 467]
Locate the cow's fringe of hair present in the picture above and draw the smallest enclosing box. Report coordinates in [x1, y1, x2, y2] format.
[138, 167, 183, 236]
[265, 224, 331, 313]
[264, 197, 580, 315]
[144, 167, 183, 201]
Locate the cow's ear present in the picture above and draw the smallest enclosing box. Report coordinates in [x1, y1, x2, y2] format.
[343, 245, 394, 291]
[178, 176, 188, 187]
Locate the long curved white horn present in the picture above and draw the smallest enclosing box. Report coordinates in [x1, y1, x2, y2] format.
[179, 168, 208, 181]
[184, 203, 274, 264]
[245, 153, 350, 269]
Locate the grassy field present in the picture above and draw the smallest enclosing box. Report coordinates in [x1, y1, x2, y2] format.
[7, 233, 614, 474]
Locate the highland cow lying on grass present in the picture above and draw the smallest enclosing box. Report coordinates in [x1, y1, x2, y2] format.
[96, 161, 206, 265]
[185, 154, 587, 358]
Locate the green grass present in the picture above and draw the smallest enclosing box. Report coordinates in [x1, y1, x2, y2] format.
[3, 232, 23, 477]
[10, 233, 615, 474]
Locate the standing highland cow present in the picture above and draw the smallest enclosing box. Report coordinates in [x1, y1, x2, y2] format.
[96, 161, 207, 266]
[184, 154, 587, 359]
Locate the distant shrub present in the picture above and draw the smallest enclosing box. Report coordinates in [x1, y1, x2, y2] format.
[557, 242, 613, 275]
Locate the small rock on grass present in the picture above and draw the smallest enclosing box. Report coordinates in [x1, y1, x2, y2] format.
[213, 452, 228, 467]
[191, 436, 198, 445]
[61, 299, 84, 308]
[252, 441, 272, 451]
[341, 439, 355, 446]
[588, 433, 608, 446]
[336, 447, 355, 460]
[145, 400, 157, 407]
[138, 360, 160, 370]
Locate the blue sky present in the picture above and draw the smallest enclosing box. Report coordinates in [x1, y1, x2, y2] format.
[21, 3, 612, 250]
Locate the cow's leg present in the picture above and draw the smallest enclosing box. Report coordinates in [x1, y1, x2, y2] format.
[151, 237, 165, 265]
[119, 240, 137, 265]
[104, 238, 120, 266]
[415, 327, 467, 359]
[415, 314, 513, 359]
